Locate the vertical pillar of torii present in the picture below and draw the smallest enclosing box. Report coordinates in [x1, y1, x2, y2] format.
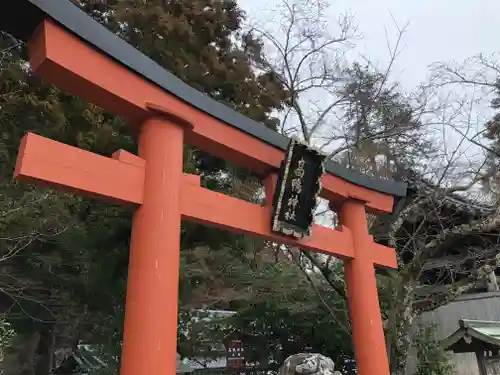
[340, 201, 390, 375]
[120, 112, 192, 375]
[1, 4, 407, 374]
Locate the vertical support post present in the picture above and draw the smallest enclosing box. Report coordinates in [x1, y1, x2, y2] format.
[120, 113, 190, 375]
[339, 200, 390, 375]
[476, 351, 487, 375]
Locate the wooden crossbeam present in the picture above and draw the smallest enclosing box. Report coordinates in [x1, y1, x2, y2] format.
[14, 133, 144, 206]
[14, 133, 397, 269]
[27, 19, 394, 214]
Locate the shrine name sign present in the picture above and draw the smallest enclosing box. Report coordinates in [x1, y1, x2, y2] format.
[272, 139, 326, 238]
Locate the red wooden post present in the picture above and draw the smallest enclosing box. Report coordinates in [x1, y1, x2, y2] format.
[340, 200, 390, 375]
[120, 113, 191, 375]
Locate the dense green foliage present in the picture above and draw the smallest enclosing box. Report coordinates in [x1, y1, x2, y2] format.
[413, 325, 454, 375]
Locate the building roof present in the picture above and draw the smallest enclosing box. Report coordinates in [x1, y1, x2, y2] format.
[442, 320, 500, 354]
[0, 0, 406, 198]
[52, 346, 195, 374]
[186, 355, 227, 370]
[370, 172, 500, 311]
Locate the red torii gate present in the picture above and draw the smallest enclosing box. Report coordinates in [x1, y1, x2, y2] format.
[1, 2, 406, 375]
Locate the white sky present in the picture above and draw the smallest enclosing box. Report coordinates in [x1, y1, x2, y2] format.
[238, 0, 500, 90]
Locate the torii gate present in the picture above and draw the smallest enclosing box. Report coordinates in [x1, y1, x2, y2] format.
[0, 2, 406, 375]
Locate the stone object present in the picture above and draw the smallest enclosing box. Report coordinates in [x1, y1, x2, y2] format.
[278, 353, 342, 375]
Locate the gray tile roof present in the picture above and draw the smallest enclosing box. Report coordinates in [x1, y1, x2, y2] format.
[442, 319, 500, 354]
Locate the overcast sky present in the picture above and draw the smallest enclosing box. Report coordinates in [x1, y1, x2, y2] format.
[236, 0, 500, 196]
[238, 0, 500, 90]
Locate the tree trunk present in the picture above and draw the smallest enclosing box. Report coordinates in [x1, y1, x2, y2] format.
[385, 275, 417, 375]
[34, 327, 54, 375]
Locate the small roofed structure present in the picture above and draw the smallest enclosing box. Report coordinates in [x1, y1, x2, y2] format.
[442, 320, 500, 375]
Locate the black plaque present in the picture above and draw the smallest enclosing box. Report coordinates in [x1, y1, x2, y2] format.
[271, 138, 326, 238]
